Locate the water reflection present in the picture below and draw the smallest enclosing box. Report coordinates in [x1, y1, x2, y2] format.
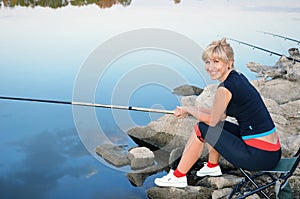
[0, 0, 180, 9]
[1, 128, 89, 198]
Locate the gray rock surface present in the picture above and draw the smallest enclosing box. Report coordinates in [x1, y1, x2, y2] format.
[127, 164, 164, 187]
[95, 144, 130, 167]
[246, 48, 300, 81]
[147, 186, 212, 199]
[211, 188, 232, 199]
[173, 84, 204, 96]
[207, 175, 244, 189]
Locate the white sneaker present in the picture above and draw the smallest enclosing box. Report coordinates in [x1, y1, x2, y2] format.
[196, 163, 222, 177]
[154, 169, 188, 188]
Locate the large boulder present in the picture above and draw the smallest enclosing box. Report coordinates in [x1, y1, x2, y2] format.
[246, 48, 300, 81]
[254, 79, 300, 104]
[173, 84, 204, 96]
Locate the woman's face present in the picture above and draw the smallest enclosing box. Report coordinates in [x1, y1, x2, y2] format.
[205, 57, 229, 82]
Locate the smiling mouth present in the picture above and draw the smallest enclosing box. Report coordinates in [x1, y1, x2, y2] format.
[209, 71, 218, 76]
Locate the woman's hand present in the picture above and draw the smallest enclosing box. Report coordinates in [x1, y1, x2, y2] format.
[174, 106, 189, 118]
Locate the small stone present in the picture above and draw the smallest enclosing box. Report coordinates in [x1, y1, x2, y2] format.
[128, 147, 155, 170]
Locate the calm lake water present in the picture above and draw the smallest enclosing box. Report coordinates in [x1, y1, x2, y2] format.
[0, 0, 299, 198]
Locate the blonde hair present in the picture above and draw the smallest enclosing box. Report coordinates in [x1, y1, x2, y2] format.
[202, 38, 234, 67]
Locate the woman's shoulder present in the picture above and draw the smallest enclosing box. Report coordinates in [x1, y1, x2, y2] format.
[219, 70, 240, 87]
[227, 70, 249, 84]
[218, 70, 251, 95]
[229, 69, 244, 77]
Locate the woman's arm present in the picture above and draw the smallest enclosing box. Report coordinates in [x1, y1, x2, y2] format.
[174, 87, 232, 126]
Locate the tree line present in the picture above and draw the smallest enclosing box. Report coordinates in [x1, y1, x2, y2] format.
[0, 0, 180, 9]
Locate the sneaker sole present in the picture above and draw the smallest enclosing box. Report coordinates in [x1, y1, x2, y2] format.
[196, 172, 222, 177]
[154, 180, 187, 188]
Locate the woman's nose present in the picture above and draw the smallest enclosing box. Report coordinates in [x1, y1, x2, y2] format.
[207, 62, 214, 70]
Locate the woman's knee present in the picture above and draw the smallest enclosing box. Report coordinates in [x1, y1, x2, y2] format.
[194, 122, 207, 142]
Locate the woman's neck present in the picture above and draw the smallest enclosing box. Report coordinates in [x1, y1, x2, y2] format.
[219, 69, 233, 82]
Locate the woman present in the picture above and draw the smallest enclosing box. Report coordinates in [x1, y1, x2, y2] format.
[154, 38, 281, 188]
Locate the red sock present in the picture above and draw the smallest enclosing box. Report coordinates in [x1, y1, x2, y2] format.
[207, 161, 219, 168]
[173, 168, 186, 178]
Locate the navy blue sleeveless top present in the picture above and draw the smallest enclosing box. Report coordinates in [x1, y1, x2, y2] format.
[219, 70, 275, 140]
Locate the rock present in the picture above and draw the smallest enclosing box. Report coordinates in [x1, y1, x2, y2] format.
[207, 175, 244, 189]
[212, 188, 232, 199]
[127, 164, 164, 187]
[181, 95, 198, 106]
[280, 100, 300, 119]
[280, 135, 300, 156]
[128, 147, 155, 170]
[290, 171, 300, 198]
[261, 96, 283, 115]
[95, 144, 130, 167]
[288, 48, 300, 59]
[148, 114, 198, 140]
[195, 84, 218, 108]
[147, 186, 212, 199]
[255, 79, 300, 104]
[247, 61, 285, 79]
[127, 126, 176, 151]
[128, 115, 198, 153]
[169, 147, 184, 166]
[173, 84, 203, 96]
[242, 194, 260, 199]
[246, 51, 300, 81]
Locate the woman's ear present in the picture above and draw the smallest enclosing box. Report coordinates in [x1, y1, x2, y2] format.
[229, 60, 234, 68]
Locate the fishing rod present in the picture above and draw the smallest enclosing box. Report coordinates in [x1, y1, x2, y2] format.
[258, 31, 300, 45]
[227, 37, 300, 63]
[0, 96, 175, 114]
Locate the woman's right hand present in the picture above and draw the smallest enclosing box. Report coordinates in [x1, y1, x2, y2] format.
[174, 106, 189, 118]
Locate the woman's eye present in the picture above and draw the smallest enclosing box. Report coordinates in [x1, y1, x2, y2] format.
[214, 60, 220, 63]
